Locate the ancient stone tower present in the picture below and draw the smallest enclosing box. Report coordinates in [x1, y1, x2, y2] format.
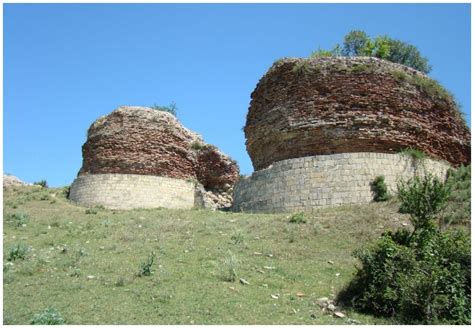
[232, 57, 470, 213]
[70, 106, 239, 210]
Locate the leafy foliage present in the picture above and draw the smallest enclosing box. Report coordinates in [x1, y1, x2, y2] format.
[33, 180, 48, 188]
[371, 176, 390, 202]
[288, 212, 307, 224]
[385, 38, 431, 74]
[190, 141, 205, 151]
[442, 165, 471, 226]
[30, 308, 65, 325]
[339, 175, 471, 324]
[310, 48, 334, 58]
[7, 243, 29, 261]
[397, 174, 450, 233]
[399, 147, 427, 161]
[318, 30, 431, 73]
[137, 252, 155, 277]
[6, 213, 29, 227]
[342, 30, 370, 57]
[150, 102, 177, 117]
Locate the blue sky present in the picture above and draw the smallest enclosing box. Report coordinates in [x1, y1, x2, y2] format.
[4, 3, 471, 187]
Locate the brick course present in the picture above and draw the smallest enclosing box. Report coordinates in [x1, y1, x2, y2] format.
[245, 57, 470, 170]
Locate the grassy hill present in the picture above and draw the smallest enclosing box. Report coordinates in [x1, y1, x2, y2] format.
[3, 185, 433, 324]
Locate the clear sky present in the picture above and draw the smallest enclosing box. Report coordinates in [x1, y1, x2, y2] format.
[4, 3, 471, 187]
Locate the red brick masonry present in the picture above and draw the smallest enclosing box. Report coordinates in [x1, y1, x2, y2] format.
[245, 57, 470, 170]
[79, 106, 239, 191]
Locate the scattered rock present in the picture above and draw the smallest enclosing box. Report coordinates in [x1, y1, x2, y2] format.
[3, 174, 30, 188]
[328, 260, 334, 265]
[327, 304, 336, 312]
[239, 278, 250, 285]
[263, 266, 275, 270]
[296, 292, 305, 297]
[317, 297, 329, 304]
[334, 311, 346, 318]
[87, 275, 95, 280]
[271, 294, 279, 299]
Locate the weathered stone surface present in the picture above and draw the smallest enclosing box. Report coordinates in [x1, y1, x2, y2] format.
[232, 152, 450, 213]
[79, 106, 239, 190]
[3, 174, 30, 188]
[70, 174, 196, 210]
[74, 106, 239, 209]
[245, 57, 470, 170]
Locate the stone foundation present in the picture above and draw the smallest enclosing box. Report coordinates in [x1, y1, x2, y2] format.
[69, 174, 196, 210]
[232, 152, 450, 213]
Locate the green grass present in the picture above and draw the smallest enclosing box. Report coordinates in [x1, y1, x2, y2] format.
[3, 186, 420, 324]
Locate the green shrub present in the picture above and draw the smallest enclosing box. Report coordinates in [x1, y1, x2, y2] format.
[289, 212, 307, 224]
[7, 243, 29, 261]
[230, 230, 245, 245]
[191, 141, 205, 151]
[442, 165, 471, 226]
[221, 250, 239, 282]
[310, 48, 333, 58]
[292, 60, 314, 75]
[30, 307, 65, 325]
[313, 30, 431, 73]
[371, 176, 390, 202]
[7, 213, 29, 227]
[63, 186, 70, 199]
[398, 148, 428, 176]
[33, 180, 48, 188]
[350, 63, 376, 74]
[399, 147, 427, 161]
[338, 175, 470, 324]
[137, 252, 155, 277]
[397, 174, 450, 233]
[150, 102, 177, 117]
[85, 206, 103, 215]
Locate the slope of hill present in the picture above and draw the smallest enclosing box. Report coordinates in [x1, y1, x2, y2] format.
[2, 185, 435, 324]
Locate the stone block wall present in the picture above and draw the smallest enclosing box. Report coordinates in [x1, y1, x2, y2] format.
[232, 152, 450, 213]
[69, 174, 196, 210]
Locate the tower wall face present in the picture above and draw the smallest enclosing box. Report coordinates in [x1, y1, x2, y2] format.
[245, 57, 470, 171]
[232, 153, 450, 213]
[70, 174, 197, 210]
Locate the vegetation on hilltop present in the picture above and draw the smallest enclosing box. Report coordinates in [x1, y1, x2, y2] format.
[311, 30, 431, 73]
[150, 102, 178, 117]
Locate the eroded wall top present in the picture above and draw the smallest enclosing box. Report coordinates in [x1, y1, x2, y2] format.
[245, 57, 470, 170]
[79, 106, 239, 191]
